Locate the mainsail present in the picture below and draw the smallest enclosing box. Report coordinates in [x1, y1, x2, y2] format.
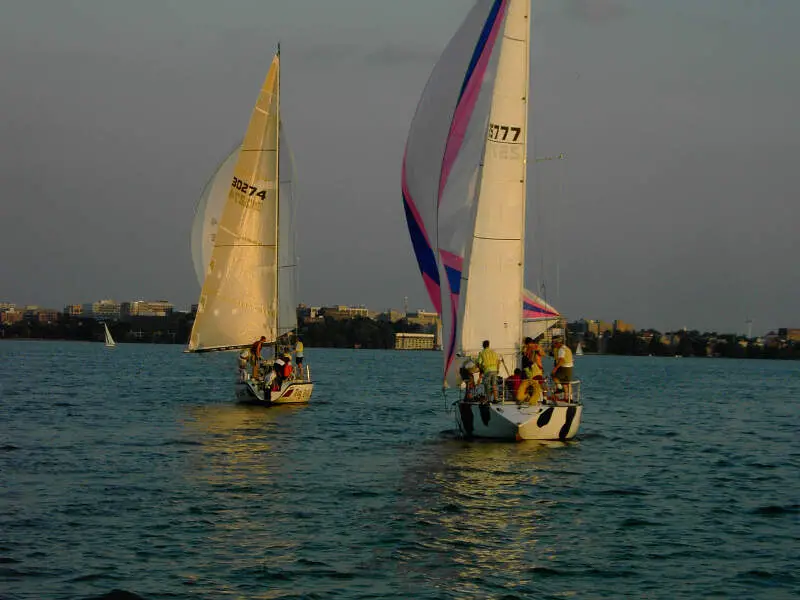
[188, 53, 282, 352]
[402, 0, 531, 385]
[190, 124, 298, 339]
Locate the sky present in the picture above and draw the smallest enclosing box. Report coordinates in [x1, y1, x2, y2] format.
[1, 0, 798, 335]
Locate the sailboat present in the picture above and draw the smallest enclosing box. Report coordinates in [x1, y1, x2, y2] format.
[103, 322, 116, 348]
[402, 0, 582, 441]
[187, 48, 313, 405]
[575, 342, 584, 357]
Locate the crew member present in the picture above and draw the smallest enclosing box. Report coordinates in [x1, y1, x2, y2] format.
[250, 336, 267, 378]
[477, 340, 503, 403]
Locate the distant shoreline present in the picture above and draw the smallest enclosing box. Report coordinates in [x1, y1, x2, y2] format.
[2, 316, 797, 360]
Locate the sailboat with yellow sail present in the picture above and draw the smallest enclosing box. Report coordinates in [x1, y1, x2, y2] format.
[187, 47, 313, 405]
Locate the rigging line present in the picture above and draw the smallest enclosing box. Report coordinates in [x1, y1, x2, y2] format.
[473, 235, 521, 241]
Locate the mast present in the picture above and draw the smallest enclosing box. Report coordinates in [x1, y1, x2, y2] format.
[275, 43, 281, 355]
[520, 0, 531, 340]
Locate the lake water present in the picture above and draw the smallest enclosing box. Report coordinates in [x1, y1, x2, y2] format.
[1, 341, 798, 599]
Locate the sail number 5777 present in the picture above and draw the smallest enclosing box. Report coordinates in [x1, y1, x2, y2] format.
[488, 123, 522, 143]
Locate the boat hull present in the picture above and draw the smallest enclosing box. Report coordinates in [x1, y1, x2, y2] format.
[235, 380, 314, 406]
[456, 401, 582, 441]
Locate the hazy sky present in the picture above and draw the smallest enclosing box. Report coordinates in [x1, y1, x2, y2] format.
[1, 0, 798, 334]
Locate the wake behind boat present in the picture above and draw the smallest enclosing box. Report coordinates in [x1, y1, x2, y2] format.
[401, 0, 582, 440]
[186, 47, 313, 406]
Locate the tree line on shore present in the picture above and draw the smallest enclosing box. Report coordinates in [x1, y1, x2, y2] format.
[2, 316, 798, 360]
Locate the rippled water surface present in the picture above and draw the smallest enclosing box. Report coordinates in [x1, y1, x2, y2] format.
[1, 341, 798, 599]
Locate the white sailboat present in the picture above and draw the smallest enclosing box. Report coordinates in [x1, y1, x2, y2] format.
[103, 322, 116, 348]
[575, 342, 584, 357]
[402, 0, 582, 441]
[187, 48, 313, 405]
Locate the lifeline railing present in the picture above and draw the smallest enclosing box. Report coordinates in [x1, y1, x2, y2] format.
[466, 377, 582, 405]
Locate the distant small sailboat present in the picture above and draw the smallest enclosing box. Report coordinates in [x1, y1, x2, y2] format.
[575, 342, 584, 357]
[401, 0, 582, 441]
[103, 322, 116, 348]
[187, 47, 313, 405]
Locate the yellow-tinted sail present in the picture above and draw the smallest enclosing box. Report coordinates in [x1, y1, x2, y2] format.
[188, 53, 281, 352]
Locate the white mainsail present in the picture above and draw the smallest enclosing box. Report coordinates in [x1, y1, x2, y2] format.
[459, 0, 529, 378]
[103, 322, 116, 347]
[188, 53, 282, 352]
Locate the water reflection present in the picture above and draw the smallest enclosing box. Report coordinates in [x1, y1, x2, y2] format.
[178, 403, 308, 592]
[183, 404, 295, 473]
[395, 439, 574, 596]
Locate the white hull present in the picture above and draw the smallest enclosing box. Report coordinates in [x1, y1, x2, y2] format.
[456, 401, 582, 441]
[235, 379, 314, 405]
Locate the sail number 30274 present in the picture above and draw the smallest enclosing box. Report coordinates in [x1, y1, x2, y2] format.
[231, 177, 268, 200]
[488, 123, 522, 143]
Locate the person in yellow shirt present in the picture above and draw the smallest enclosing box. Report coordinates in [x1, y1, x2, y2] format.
[294, 337, 305, 378]
[477, 339, 504, 403]
[551, 336, 574, 400]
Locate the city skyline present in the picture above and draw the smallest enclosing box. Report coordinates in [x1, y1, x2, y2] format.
[2, 1, 798, 335]
[0, 295, 790, 338]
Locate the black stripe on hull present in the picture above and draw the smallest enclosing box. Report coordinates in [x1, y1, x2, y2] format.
[537, 406, 554, 428]
[558, 406, 578, 440]
[459, 403, 475, 436]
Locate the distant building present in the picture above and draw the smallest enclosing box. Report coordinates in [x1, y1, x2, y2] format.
[394, 332, 436, 350]
[0, 309, 22, 324]
[82, 299, 122, 320]
[587, 320, 613, 336]
[570, 319, 590, 334]
[406, 310, 439, 329]
[377, 309, 404, 323]
[63, 304, 83, 317]
[121, 300, 173, 318]
[613, 319, 635, 334]
[36, 310, 59, 323]
[297, 304, 322, 323]
[321, 305, 370, 320]
[0, 302, 16, 311]
[782, 328, 800, 342]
